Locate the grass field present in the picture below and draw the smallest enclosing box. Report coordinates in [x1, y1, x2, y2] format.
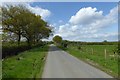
[0, 61, 1, 79]
[61, 44, 118, 77]
[2, 45, 48, 78]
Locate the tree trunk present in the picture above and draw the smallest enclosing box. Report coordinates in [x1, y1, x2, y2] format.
[18, 34, 21, 46]
[36, 39, 39, 43]
[27, 38, 32, 48]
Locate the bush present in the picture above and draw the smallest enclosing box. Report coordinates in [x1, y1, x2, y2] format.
[78, 46, 81, 50]
[2, 42, 46, 58]
[61, 40, 68, 48]
[2, 43, 29, 58]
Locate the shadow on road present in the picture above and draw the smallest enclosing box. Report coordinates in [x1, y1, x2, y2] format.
[49, 44, 61, 52]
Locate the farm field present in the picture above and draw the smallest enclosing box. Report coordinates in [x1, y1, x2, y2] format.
[62, 44, 118, 77]
[2, 45, 48, 78]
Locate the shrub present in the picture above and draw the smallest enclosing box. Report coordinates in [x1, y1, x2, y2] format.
[2, 43, 30, 58]
[2, 42, 46, 58]
[78, 46, 81, 50]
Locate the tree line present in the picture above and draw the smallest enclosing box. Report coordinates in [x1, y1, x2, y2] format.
[52, 35, 119, 53]
[2, 5, 52, 47]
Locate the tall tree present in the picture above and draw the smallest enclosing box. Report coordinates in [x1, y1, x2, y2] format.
[2, 5, 30, 45]
[2, 5, 52, 47]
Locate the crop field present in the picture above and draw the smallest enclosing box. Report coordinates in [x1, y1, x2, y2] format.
[64, 44, 118, 77]
[2, 45, 48, 78]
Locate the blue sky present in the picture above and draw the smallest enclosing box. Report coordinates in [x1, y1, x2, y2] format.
[1, 0, 120, 2]
[30, 2, 117, 24]
[3, 2, 118, 42]
[28, 2, 118, 42]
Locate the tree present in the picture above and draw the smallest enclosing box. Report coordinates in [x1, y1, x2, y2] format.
[2, 32, 18, 42]
[53, 35, 62, 44]
[31, 16, 52, 44]
[2, 5, 31, 45]
[2, 5, 52, 47]
[103, 40, 107, 42]
[20, 13, 52, 47]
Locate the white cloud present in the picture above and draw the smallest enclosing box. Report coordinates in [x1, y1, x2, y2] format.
[69, 7, 103, 25]
[56, 6, 118, 41]
[2, 2, 51, 20]
[0, 0, 36, 2]
[83, 32, 118, 39]
[27, 5, 51, 19]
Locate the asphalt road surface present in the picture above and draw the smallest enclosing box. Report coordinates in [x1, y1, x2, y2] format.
[42, 44, 113, 78]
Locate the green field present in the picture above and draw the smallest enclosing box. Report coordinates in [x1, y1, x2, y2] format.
[62, 44, 118, 77]
[2, 45, 48, 78]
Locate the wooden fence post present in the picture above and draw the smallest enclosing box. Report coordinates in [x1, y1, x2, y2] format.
[104, 49, 107, 65]
[105, 49, 107, 60]
[92, 48, 93, 55]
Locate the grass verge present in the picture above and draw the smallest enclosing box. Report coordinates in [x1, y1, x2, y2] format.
[2, 45, 48, 78]
[59, 45, 118, 78]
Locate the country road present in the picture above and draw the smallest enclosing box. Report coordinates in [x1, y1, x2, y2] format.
[42, 44, 113, 78]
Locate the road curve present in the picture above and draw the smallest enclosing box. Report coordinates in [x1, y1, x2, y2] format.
[42, 44, 113, 78]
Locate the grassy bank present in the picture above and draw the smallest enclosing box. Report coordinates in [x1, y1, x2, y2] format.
[59, 44, 118, 78]
[2, 42, 46, 58]
[2, 45, 48, 78]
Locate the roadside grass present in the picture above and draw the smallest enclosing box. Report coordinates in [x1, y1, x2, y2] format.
[2, 45, 48, 78]
[61, 45, 118, 78]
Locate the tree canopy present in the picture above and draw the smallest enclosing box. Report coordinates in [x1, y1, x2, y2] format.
[2, 5, 52, 46]
[53, 35, 62, 44]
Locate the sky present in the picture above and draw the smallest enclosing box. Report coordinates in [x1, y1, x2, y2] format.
[0, 0, 120, 2]
[1, 2, 119, 42]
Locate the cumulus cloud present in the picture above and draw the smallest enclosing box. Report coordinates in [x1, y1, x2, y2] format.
[0, 0, 37, 2]
[2, 2, 51, 20]
[69, 6, 117, 28]
[26, 5, 51, 19]
[82, 32, 118, 39]
[56, 6, 118, 41]
[69, 7, 103, 25]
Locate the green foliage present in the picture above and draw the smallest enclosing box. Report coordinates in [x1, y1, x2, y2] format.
[2, 42, 46, 58]
[61, 40, 68, 48]
[2, 45, 48, 78]
[2, 5, 30, 45]
[53, 35, 62, 44]
[2, 32, 18, 42]
[77, 46, 81, 50]
[103, 40, 108, 42]
[64, 41, 118, 45]
[2, 42, 29, 58]
[2, 5, 52, 46]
